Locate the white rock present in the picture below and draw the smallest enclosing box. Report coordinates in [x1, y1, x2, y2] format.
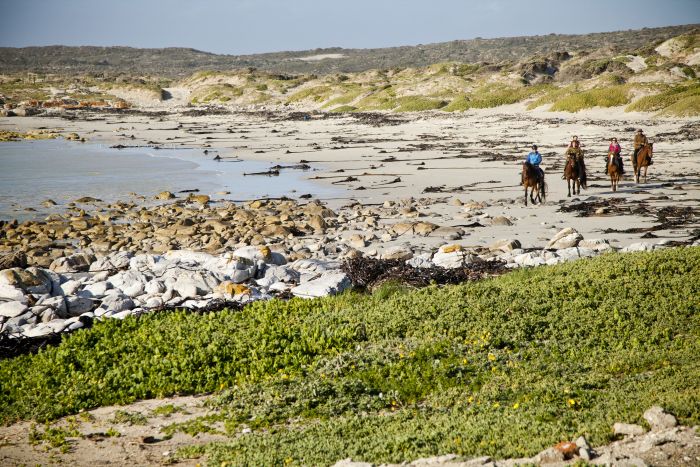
[43, 296, 68, 318]
[170, 270, 219, 298]
[290, 259, 341, 276]
[89, 251, 134, 272]
[547, 228, 583, 249]
[99, 294, 135, 313]
[613, 422, 646, 436]
[0, 301, 28, 318]
[643, 406, 678, 431]
[66, 296, 94, 316]
[291, 272, 352, 299]
[406, 254, 434, 268]
[145, 296, 164, 308]
[578, 238, 612, 251]
[109, 270, 147, 292]
[80, 281, 111, 298]
[67, 321, 84, 331]
[59, 279, 83, 296]
[0, 283, 26, 302]
[622, 242, 656, 252]
[23, 324, 54, 338]
[144, 280, 166, 295]
[432, 245, 479, 269]
[49, 253, 95, 273]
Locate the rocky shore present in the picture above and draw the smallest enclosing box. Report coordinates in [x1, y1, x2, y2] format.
[1, 193, 694, 342]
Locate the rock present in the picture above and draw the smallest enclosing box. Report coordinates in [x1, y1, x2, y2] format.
[80, 281, 111, 298]
[382, 246, 414, 261]
[406, 254, 434, 269]
[0, 251, 27, 269]
[575, 435, 590, 450]
[100, 294, 135, 313]
[23, 324, 54, 338]
[490, 216, 513, 226]
[614, 422, 646, 436]
[308, 214, 327, 232]
[578, 238, 612, 251]
[347, 234, 367, 249]
[534, 446, 565, 463]
[622, 242, 656, 252]
[489, 238, 521, 252]
[0, 301, 28, 318]
[231, 245, 275, 263]
[59, 279, 83, 296]
[216, 281, 251, 297]
[89, 251, 134, 273]
[332, 459, 373, 467]
[643, 406, 678, 431]
[49, 253, 96, 273]
[290, 258, 341, 276]
[413, 222, 439, 236]
[579, 447, 593, 461]
[109, 270, 147, 297]
[188, 194, 210, 204]
[547, 227, 583, 249]
[65, 296, 94, 316]
[155, 191, 175, 200]
[144, 280, 166, 295]
[0, 283, 26, 302]
[291, 272, 351, 298]
[0, 267, 53, 295]
[432, 244, 479, 269]
[43, 296, 68, 318]
[170, 271, 219, 299]
[429, 226, 463, 240]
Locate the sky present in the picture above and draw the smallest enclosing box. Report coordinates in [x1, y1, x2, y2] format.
[0, 0, 699, 55]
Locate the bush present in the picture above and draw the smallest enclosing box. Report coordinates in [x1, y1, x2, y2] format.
[1, 248, 699, 465]
[549, 85, 631, 112]
[626, 82, 700, 115]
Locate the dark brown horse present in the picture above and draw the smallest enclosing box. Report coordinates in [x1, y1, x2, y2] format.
[633, 143, 654, 183]
[522, 162, 546, 206]
[563, 153, 586, 197]
[607, 152, 623, 191]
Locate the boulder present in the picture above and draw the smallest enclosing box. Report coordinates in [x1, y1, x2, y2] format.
[622, 242, 656, 252]
[578, 238, 613, 251]
[59, 279, 83, 296]
[413, 222, 439, 236]
[49, 253, 96, 273]
[0, 283, 27, 302]
[489, 238, 521, 252]
[490, 216, 513, 226]
[65, 296, 94, 316]
[80, 281, 111, 298]
[89, 251, 134, 272]
[308, 214, 327, 232]
[347, 234, 367, 249]
[100, 293, 135, 313]
[432, 245, 479, 269]
[144, 280, 166, 295]
[643, 406, 678, 431]
[155, 191, 175, 200]
[0, 301, 28, 318]
[188, 194, 210, 204]
[613, 422, 646, 436]
[429, 226, 463, 240]
[43, 296, 68, 318]
[381, 246, 414, 261]
[0, 267, 53, 295]
[291, 272, 351, 299]
[547, 227, 583, 249]
[169, 270, 219, 299]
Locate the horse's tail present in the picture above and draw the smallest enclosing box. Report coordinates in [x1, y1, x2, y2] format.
[540, 179, 547, 202]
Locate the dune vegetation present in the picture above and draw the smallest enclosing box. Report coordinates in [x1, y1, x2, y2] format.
[1, 247, 698, 465]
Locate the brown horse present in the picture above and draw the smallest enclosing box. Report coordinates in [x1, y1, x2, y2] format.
[633, 143, 654, 183]
[522, 162, 546, 206]
[607, 152, 623, 191]
[563, 153, 586, 197]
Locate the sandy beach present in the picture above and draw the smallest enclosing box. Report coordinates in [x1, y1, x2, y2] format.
[2, 106, 698, 252]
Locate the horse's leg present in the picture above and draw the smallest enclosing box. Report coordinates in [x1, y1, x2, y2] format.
[643, 166, 648, 183]
[567, 178, 571, 197]
[524, 186, 528, 206]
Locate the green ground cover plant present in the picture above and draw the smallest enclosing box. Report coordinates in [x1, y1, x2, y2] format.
[1, 248, 698, 465]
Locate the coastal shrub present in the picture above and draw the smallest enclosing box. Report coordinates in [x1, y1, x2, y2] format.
[626, 81, 700, 115]
[329, 105, 357, 112]
[394, 96, 447, 112]
[444, 84, 550, 112]
[549, 85, 632, 112]
[286, 85, 335, 103]
[1, 248, 699, 464]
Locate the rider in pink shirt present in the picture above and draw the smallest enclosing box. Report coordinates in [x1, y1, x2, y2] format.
[606, 138, 623, 174]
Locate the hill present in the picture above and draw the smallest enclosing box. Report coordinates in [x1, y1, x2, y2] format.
[0, 24, 698, 77]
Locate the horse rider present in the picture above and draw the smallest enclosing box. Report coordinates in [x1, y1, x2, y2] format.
[563, 135, 585, 179]
[633, 129, 649, 171]
[605, 137, 624, 174]
[524, 144, 544, 183]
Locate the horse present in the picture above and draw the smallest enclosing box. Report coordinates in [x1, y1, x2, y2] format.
[633, 143, 654, 183]
[522, 162, 546, 206]
[563, 153, 586, 197]
[607, 152, 623, 192]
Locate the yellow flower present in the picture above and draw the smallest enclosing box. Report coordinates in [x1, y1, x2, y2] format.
[567, 398, 576, 406]
[513, 402, 520, 409]
[462, 358, 468, 364]
[487, 353, 496, 361]
[493, 402, 500, 408]
[467, 396, 474, 403]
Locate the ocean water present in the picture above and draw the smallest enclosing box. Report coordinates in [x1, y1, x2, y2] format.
[0, 139, 338, 221]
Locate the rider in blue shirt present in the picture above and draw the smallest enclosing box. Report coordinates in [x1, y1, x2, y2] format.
[524, 144, 544, 182]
